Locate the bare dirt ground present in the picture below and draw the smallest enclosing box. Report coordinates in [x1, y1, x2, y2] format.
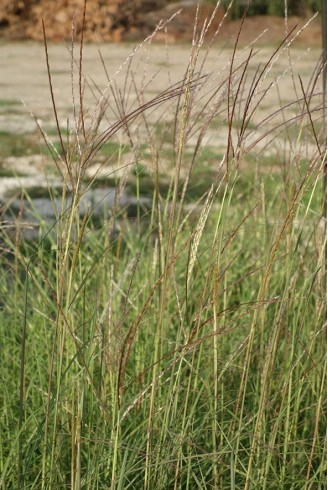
[0, 41, 321, 128]
[0, 35, 324, 200]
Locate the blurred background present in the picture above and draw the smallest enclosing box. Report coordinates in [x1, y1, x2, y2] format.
[0, 0, 323, 44]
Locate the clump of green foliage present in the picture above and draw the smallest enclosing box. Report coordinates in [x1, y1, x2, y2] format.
[220, 0, 322, 18]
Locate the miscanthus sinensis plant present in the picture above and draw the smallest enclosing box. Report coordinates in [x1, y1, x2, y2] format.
[0, 1, 326, 488]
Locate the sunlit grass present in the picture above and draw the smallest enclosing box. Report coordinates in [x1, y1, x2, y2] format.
[0, 2, 326, 488]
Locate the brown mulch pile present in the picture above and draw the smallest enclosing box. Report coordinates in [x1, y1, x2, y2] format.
[0, 0, 142, 42]
[0, 0, 322, 45]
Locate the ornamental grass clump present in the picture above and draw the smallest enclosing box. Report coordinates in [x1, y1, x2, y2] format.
[0, 1, 326, 489]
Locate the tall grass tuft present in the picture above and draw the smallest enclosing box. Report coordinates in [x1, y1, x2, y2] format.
[0, 1, 326, 488]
